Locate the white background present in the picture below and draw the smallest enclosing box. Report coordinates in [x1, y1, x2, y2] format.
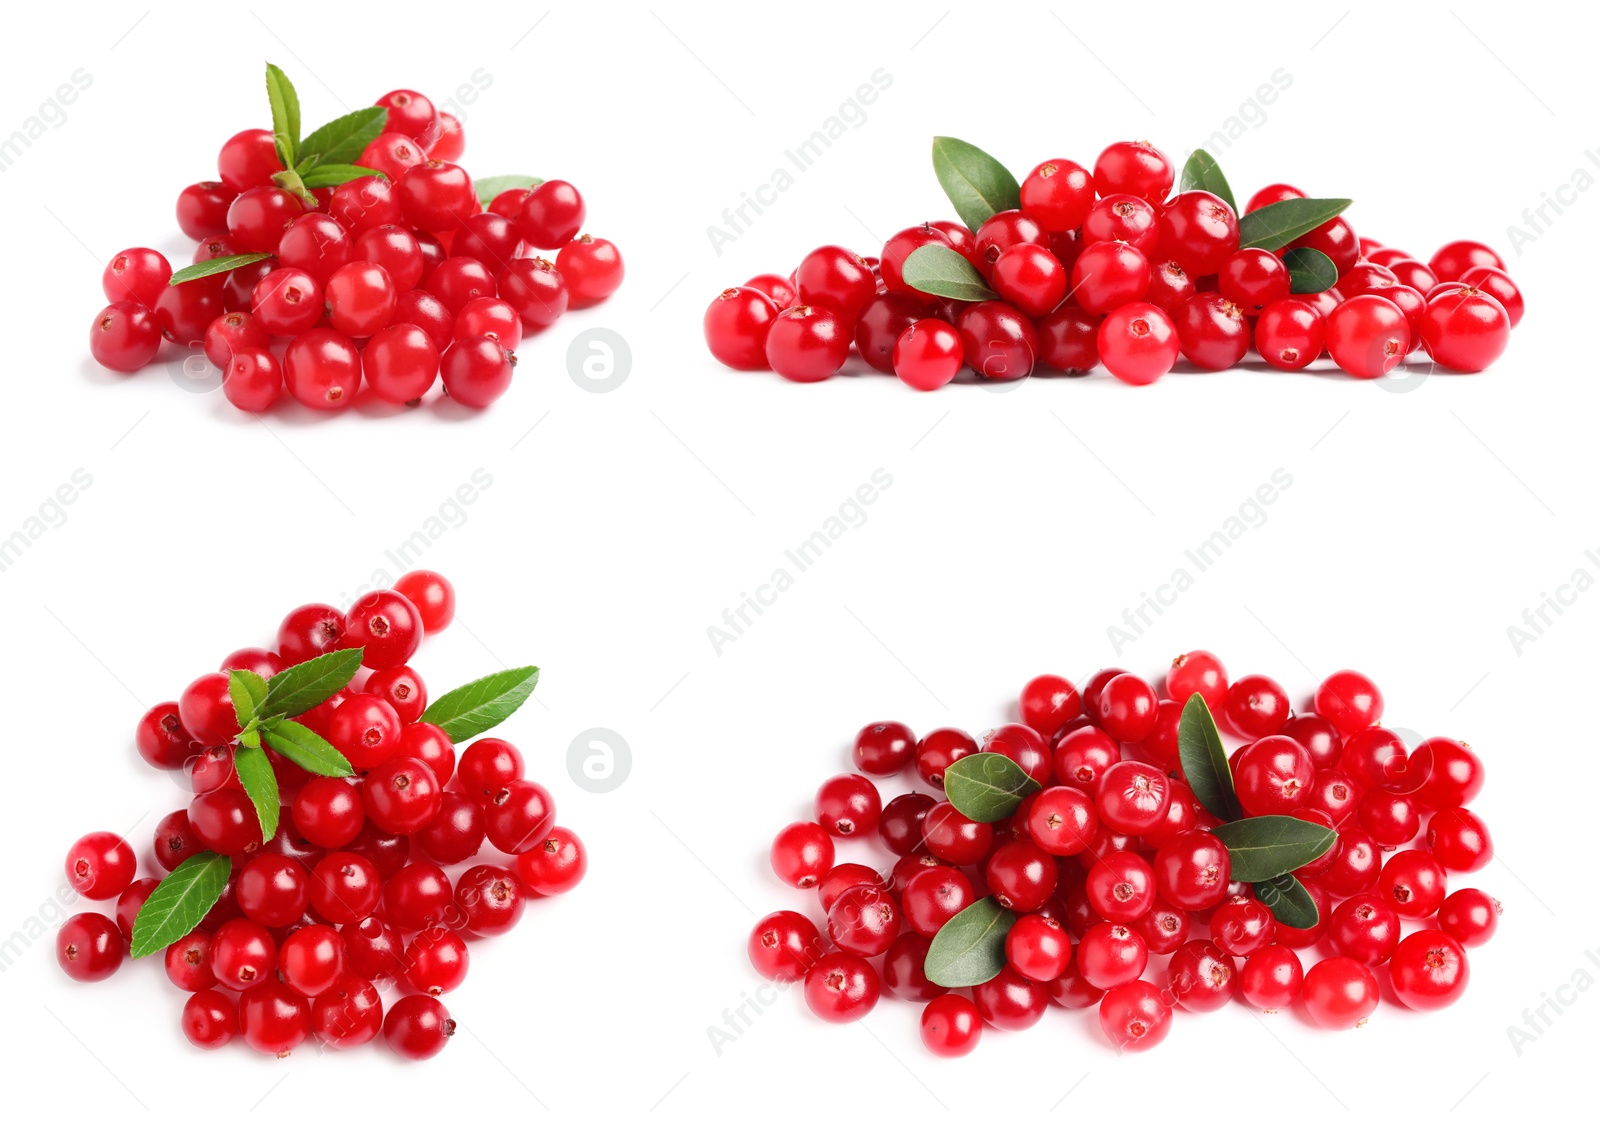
[2, 1, 1595, 1118]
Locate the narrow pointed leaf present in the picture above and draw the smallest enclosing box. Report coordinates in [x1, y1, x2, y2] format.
[233, 743, 280, 840]
[297, 106, 388, 168]
[265, 63, 300, 169]
[1211, 815, 1337, 882]
[299, 163, 385, 190]
[902, 244, 997, 302]
[1177, 695, 1241, 821]
[943, 751, 1041, 823]
[474, 174, 545, 208]
[260, 648, 365, 720]
[1252, 873, 1320, 929]
[130, 852, 231, 958]
[1238, 197, 1352, 251]
[169, 253, 273, 285]
[931, 136, 1019, 236]
[923, 899, 1018, 987]
[260, 717, 353, 778]
[227, 670, 268, 728]
[422, 666, 540, 741]
[1179, 150, 1236, 214]
[1284, 246, 1337, 294]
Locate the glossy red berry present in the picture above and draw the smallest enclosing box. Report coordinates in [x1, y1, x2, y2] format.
[279, 924, 345, 997]
[1378, 850, 1448, 918]
[771, 821, 833, 888]
[211, 918, 277, 990]
[1420, 285, 1510, 372]
[1021, 158, 1095, 231]
[1325, 295, 1410, 378]
[1037, 304, 1101, 373]
[765, 305, 848, 382]
[384, 994, 455, 1059]
[1096, 302, 1177, 386]
[1389, 931, 1470, 1011]
[1438, 888, 1500, 947]
[1160, 191, 1239, 276]
[1429, 239, 1503, 282]
[1005, 914, 1070, 982]
[920, 993, 982, 1057]
[516, 180, 586, 249]
[236, 853, 311, 928]
[57, 913, 125, 982]
[1098, 979, 1171, 1051]
[557, 234, 624, 305]
[704, 287, 779, 370]
[65, 831, 137, 901]
[1255, 298, 1326, 370]
[1302, 956, 1379, 1029]
[309, 852, 381, 925]
[748, 910, 823, 983]
[182, 990, 238, 1049]
[1153, 829, 1231, 910]
[956, 301, 1038, 380]
[1086, 851, 1156, 922]
[1071, 240, 1151, 315]
[893, 319, 963, 391]
[1026, 786, 1097, 856]
[1316, 670, 1384, 735]
[1426, 808, 1494, 872]
[804, 952, 880, 1023]
[1219, 248, 1290, 312]
[1081, 195, 1159, 256]
[1410, 736, 1485, 809]
[1234, 735, 1314, 816]
[1239, 945, 1303, 1012]
[1096, 761, 1170, 834]
[1210, 897, 1276, 956]
[311, 974, 383, 1048]
[814, 773, 882, 837]
[854, 721, 915, 775]
[1175, 292, 1250, 370]
[972, 964, 1047, 1031]
[283, 328, 361, 410]
[1166, 650, 1228, 709]
[1076, 921, 1148, 990]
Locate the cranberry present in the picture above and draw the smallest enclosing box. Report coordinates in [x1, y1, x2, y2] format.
[1438, 888, 1500, 947]
[1021, 158, 1095, 230]
[1082, 194, 1159, 256]
[182, 990, 238, 1049]
[1411, 737, 1485, 808]
[1219, 248, 1290, 312]
[1053, 726, 1121, 793]
[309, 852, 381, 924]
[1302, 956, 1379, 1029]
[1071, 240, 1151, 315]
[311, 975, 383, 1048]
[1254, 298, 1326, 370]
[1085, 851, 1156, 922]
[956, 301, 1038, 380]
[879, 223, 954, 294]
[1037, 304, 1102, 373]
[1096, 761, 1170, 834]
[1076, 921, 1148, 990]
[1458, 265, 1524, 326]
[914, 727, 978, 789]
[804, 952, 880, 1023]
[920, 993, 982, 1057]
[176, 183, 235, 241]
[1098, 979, 1171, 1051]
[1388, 929, 1475, 1010]
[1238, 945, 1303, 1011]
[1429, 239, 1504, 282]
[1175, 292, 1249, 370]
[1234, 735, 1314, 816]
[1419, 285, 1510, 372]
[854, 721, 915, 775]
[1289, 216, 1360, 275]
[557, 234, 624, 305]
[971, 964, 1047, 1031]
[1315, 669, 1384, 735]
[57, 912, 125, 982]
[516, 180, 586, 249]
[771, 821, 834, 888]
[765, 305, 848, 382]
[704, 287, 779, 370]
[892, 318, 963, 391]
[1096, 302, 1178, 386]
[65, 831, 137, 901]
[1153, 829, 1231, 910]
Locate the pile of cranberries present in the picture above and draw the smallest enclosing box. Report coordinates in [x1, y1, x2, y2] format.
[55, 571, 587, 1060]
[89, 83, 623, 412]
[704, 139, 1522, 389]
[750, 654, 1498, 1055]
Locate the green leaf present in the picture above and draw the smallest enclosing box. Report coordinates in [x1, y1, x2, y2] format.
[475, 175, 545, 209]
[168, 253, 274, 285]
[422, 666, 540, 742]
[259, 717, 354, 777]
[1283, 246, 1337, 294]
[227, 670, 268, 728]
[233, 743, 280, 840]
[1238, 197, 1352, 252]
[1211, 815, 1338, 882]
[1177, 695, 1240, 822]
[923, 899, 1018, 987]
[130, 852, 231, 958]
[265, 63, 301, 170]
[901, 244, 998, 302]
[942, 751, 1042, 823]
[1179, 150, 1236, 215]
[299, 163, 386, 190]
[1253, 873, 1320, 930]
[931, 136, 1020, 236]
[260, 648, 365, 720]
[298, 106, 388, 168]
[270, 167, 318, 208]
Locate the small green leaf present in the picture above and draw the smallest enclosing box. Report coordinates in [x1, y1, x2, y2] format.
[1284, 246, 1338, 294]
[299, 164, 386, 190]
[422, 666, 540, 742]
[233, 743, 280, 840]
[238, 727, 262, 750]
[168, 253, 274, 285]
[260, 648, 365, 720]
[943, 751, 1042, 823]
[1238, 197, 1352, 252]
[298, 105, 388, 168]
[1179, 150, 1236, 215]
[271, 167, 317, 208]
[923, 898, 1018, 987]
[931, 136, 1020, 236]
[130, 852, 231, 958]
[259, 717, 354, 777]
[227, 670, 268, 728]
[265, 63, 301, 170]
[1253, 873, 1320, 930]
[901, 244, 998, 302]
[1211, 815, 1338, 882]
[475, 175, 545, 209]
[1177, 695, 1241, 822]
